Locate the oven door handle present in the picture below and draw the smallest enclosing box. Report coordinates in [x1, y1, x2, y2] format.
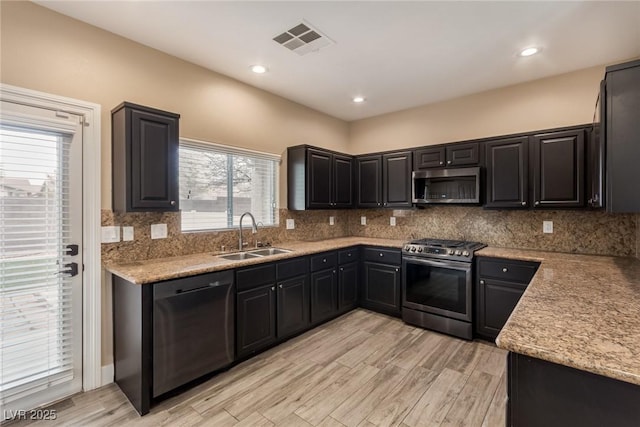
[402, 256, 471, 271]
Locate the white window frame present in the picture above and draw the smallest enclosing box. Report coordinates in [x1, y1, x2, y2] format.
[179, 137, 280, 232]
[0, 84, 102, 392]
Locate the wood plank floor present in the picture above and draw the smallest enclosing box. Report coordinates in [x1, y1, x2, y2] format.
[6, 309, 507, 427]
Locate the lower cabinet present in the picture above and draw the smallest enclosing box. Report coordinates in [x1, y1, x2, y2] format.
[311, 266, 338, 324]
[237, 284, 277, 357]
[338, 261, 359, 312]
[360, 247, 402, 316]
[475, 257, 539, 340]
[277, 274, 310, 338]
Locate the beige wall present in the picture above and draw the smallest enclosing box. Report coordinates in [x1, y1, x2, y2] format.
[0, 1, 350, 209]
[349, 65, 604, 154]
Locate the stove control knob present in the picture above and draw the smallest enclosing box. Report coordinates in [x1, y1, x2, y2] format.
[462, 250, 470, 257]
[404, 245, 411, 252]
[448, 249, 454, 255]
[410, 246, 417, 252]
[455, 250, 462, 256]
[417, 247, 423, 252]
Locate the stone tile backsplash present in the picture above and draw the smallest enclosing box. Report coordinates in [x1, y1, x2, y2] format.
[102, 206, 638, 265]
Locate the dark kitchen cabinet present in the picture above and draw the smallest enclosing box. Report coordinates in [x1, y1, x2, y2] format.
[485, 137, 529, 208]
[356, 151, 412, 208]
[276, 257, 310, 338]
[310, 252, 339, 324]
[587, 125, 605, 209]
[361, 247, 402, 316]
[414, 142, 480, 170]
[338, 247, 360, 312]
[112, 102, 180, 212]
[531, 129, 585, 208]
[603, 59, 640, 212]
[287, 146, 354, 210]
[475, 257, 539, 341]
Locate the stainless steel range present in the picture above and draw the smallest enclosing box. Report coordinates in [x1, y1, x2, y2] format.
[401, 238, 486, 340]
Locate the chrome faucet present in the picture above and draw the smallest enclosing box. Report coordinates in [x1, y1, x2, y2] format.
[238, 212, 258, 251]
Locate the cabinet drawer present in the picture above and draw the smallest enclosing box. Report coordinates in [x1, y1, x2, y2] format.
[236, 263, 276, 291]
[338, 247, 359, 264]
[478, 257, 539, 284]
[276, 257, 309, 280]
[310, 252, 337, 272]
[362, 247, 401, 265]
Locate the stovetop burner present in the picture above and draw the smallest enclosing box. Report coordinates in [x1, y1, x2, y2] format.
[403, 238, 486, 261]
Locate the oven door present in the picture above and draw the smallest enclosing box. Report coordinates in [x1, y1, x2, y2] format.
[402, 256, 472, 322]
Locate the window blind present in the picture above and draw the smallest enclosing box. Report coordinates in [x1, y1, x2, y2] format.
[0, 125, 75, 405]
[179, 138, 279, 232]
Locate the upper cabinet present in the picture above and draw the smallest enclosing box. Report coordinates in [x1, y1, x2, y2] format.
[485, 137, 529, 208]
[287, 146, 354, 210]
[112, 102, 180, 212]
[356, 151, 412, 208]
[530, 129, 585, 208]
[602, 60, 640, 212]
[414, 142, 480, 170]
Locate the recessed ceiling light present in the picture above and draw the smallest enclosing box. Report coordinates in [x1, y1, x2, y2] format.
[250, 65, 268, 74]
[518, 47, 540, 57]
[352, 96, 366, 103]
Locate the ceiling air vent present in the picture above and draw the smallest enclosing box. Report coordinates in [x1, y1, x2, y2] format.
[273, 21, 334, 56]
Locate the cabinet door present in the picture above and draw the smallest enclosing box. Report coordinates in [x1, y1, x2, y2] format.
[338, 261, 359, 312]
[236, 284, 276, 357]
[413, 147, 445, 169]
[476, 278, 525, 340]
[446, 142, 479, 166]
[485, 137, 529, 208]
[361, 262, 401, 316]
[277, 275, 310, 338]
[587, 125, 604, 209]
[356, 155, 382, 208]
[531, 130, 585, 208]
[383, 151, 412, 208]
[307, 148, 332, 208]
[310, 268, 338, 324]
[333, 154, 354, 208]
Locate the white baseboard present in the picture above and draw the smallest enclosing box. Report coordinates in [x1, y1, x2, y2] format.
[101, 364, 114, 386]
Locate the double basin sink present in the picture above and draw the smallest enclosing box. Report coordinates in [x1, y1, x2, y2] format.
[218, 247, 291, 261]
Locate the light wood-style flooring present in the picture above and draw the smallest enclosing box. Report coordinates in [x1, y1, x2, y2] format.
[7, 309, 507, 427]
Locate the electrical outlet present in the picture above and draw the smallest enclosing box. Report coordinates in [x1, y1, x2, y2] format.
[360, 216, 367, 226]
[390, 216, 396, 226]
[101, 226, 120, 243]
[122, 226, 134, 241]
[543, 221, 553, 234]
[286, 219, 295, 230]
[151, 223, 168, 239]
[329, 216, 335, 226]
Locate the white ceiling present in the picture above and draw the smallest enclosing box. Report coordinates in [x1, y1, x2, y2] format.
[35, 1, 640, 121]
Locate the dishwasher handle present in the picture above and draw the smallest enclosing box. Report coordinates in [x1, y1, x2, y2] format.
[154, 271, 234, 300]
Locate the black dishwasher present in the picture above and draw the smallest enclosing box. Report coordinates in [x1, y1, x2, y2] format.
[152, 270, 234, 397]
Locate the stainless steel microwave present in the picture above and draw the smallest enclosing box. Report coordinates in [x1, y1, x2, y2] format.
[412, 167, 481, 204]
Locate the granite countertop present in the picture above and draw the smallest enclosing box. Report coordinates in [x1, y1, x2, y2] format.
[479, 247, 640, 386]
[104, 237, 405, 285]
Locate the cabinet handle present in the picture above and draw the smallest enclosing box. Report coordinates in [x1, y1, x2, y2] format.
[480, 280, 485, 285]
[447, 160, 452, 165]
[271, 286, 275, 291]
[378, 203, 381, 206]
[340, 267, 344, 271]
[439, 161, 444, 165]
[279, 284, 283, 289]
[384, 202, 387, 206]
[333, 270, 336, 274]
[502, 268, 508, 273]
[534, 201, 540, 206]
[170, 200, 176, 206]
[347, 253, 352, 257]
[323, 258, 327, 263]
[521, 201, 526, 206]
[379, 253, 384, 257]
[395, 268, 399, 272]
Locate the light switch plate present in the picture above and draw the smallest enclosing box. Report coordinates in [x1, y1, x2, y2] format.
[390, 216, 396, 226]
[329, 216, 335, 226]
[286, 219, 295, 230]
[361, 216, 367, 226]
[101, 226, 120, 243]
[151, 223, 168, 239]
[122, 226, 134, 241]
[543, 221, 553, 234]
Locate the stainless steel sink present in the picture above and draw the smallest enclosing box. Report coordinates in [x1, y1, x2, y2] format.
[217, 248, 291, 261]
[248, 248, 292, 256]
[219, 252, 262, 261]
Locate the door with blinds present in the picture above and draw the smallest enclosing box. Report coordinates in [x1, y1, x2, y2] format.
[0, 100, 83, 413]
